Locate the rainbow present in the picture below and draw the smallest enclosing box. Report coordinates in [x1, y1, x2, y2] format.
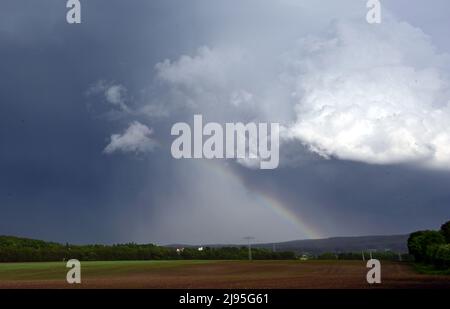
[251, 190, 321, 239]
[204, 160, 322, 240]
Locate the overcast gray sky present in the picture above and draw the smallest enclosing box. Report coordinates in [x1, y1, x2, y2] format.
[1, 0, 449, 245]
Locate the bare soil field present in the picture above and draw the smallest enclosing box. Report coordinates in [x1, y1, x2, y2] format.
[0, 260, 448, 289]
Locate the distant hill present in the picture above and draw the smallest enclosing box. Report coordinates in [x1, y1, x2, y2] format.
[169, 234, 410, 254]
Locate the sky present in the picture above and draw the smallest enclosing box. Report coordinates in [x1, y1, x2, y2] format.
[0, 0, 449, 245]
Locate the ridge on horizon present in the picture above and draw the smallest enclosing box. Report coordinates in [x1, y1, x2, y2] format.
[166, 234, 410, 254]
[166, 233, 410, 246]
[1, 233, 410, 254]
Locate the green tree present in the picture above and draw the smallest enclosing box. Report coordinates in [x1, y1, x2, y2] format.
[408, 230, 446, 262]
[440, 220, 450, 243]
[434, 244, 450, 268]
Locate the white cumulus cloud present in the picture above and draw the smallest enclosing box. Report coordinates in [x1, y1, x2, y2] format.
[153, 18, 450, 170]
[155, 47, 261, 118]
[88, 80, 130, 112]
[285, 20, 450, 169]
[105, 84, 127, 106]
[104, 121, 157, 155]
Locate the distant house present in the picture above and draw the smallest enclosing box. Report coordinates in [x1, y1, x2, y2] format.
[300, 254, 309, 261]
[176, 248, 184, 254]
[198, 247, 204, 251]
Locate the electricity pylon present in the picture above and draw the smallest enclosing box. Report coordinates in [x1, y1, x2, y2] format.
[243, 236, 255, 261]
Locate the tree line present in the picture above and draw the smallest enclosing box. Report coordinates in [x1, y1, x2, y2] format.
[407, 220, 450, 269]
[0, 236, 295, 262]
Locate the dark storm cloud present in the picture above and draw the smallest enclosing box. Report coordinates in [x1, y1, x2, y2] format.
[236, 154, 450, 238]
[0, 0, 449, 244]
[0, 0, 175, 243]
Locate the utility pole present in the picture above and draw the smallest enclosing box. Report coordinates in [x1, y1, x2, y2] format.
[243, 236, 255, 261]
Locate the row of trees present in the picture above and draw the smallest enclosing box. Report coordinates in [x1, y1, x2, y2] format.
[407, 220, 450, 269]
[176, 247, 295, 260]
[0, 236, 296, 262]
